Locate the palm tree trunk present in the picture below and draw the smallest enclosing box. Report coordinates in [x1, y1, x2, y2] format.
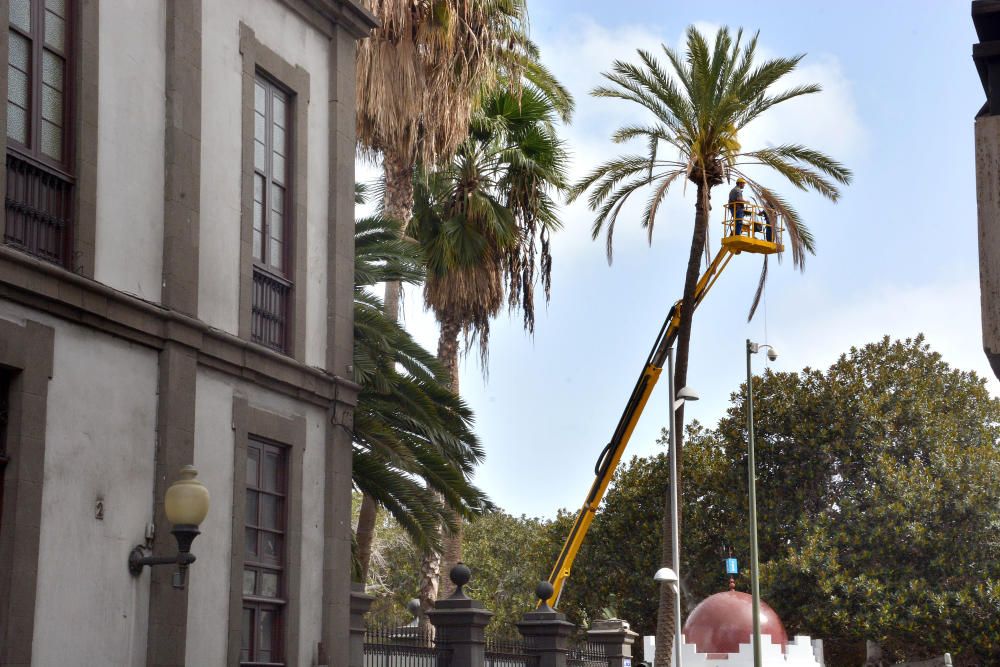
[436, 317, 463, 598]
[382, 151, 415, 321]
[655, 182, 711, 667]
[354, 493, 378, 583]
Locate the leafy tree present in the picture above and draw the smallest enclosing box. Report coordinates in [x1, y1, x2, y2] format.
[352, 214, 493, 579]
[554, 336, 1000, 666]
[568, 26, 852, 664]
[359, 502, 566, 637]
[461, 512, 566, 636]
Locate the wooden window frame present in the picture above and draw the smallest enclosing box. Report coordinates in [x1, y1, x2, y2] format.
[1, 0, 98, 275]
[7, 0, 75, 171]
[242, 438, 289, 666]
[229, 397, 304, 667]
[252, 73, 291, 278]
[237, 24, 308, 361]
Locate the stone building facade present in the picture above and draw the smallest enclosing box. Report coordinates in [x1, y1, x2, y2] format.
[975, 0, 1000, 381]
[0, 1, 373, 665]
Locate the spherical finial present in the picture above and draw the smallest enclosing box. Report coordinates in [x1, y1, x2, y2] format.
[449, 562, 471, 597]
[406, 598, 421, 617]
[535, 580, 555, 601]
[450, 562, 471, 587]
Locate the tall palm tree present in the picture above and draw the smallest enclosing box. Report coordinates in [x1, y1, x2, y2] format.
[409, 81, 571, 602]
[352, 213, 493, 581]
[569, 26, 852, 666]
[356, 0, 534, 321]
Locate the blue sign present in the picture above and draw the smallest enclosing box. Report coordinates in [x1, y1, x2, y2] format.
[725, 558, 738, 575]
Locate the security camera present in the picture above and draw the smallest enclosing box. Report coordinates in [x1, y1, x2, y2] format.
[767, 348, 778, 362]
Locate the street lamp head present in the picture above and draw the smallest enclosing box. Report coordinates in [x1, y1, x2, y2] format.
[676, 386, 699, 402]
[653, 567, 678, 584]
[164, 465, 210, 527]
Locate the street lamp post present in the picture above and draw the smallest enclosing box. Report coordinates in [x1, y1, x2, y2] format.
[745, 339, 776, 667]
[663, 347, 698, 667]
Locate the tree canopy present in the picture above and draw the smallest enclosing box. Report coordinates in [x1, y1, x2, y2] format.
[363, 336, 1000, 665]
[558, 336, 1000, 665]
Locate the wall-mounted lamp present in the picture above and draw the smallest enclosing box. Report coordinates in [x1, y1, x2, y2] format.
[128, 465, 210, 589]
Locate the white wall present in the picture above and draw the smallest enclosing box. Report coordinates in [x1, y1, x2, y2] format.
[94, 0, 166, 302]
[185, 369, 236, 667]
[199, 0, 330, 368]
[186, 367, 327, 666]
[0, 304, 161, 667]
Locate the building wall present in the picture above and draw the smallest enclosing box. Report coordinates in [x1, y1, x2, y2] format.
[186, 367, 328, 665]
[0, 301, 160, 667]
[94, 0, 167, 302]
[199, 0, 330, 368]
[0, 1, 371, 665]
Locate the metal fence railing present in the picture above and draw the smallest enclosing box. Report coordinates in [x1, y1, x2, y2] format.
[485, 636, 540, 667]
[363, 625, 451, 667]
[567, 642, 609, 667]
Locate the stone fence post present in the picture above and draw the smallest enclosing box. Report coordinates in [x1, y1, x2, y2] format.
[517, 582, 576, 667]
[348, 582, 374, 667]
[587, 618, 639, 667]
[427, 564, 493, 667]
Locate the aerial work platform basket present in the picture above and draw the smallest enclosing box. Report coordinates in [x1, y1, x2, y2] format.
[721, 202, 784, 254]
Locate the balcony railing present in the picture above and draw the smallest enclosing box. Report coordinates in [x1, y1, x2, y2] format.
[251, 267, 291, 353]
[4, 153, 73, 266]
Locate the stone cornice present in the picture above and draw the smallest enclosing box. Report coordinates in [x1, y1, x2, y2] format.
[0, 245, 360, 408]
[279, 0, 377, 39]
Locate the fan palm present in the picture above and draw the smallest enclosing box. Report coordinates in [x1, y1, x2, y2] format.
[352, 214, 493, 581]
[413, 83, 571, 376]
[407, 81, 571, 601]
[569, 26, 852, 665]
[356, 0, 536, 321]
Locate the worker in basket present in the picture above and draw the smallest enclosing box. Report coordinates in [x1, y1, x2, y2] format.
[728, 177, 747, 236]
[757, 200, 774, 243]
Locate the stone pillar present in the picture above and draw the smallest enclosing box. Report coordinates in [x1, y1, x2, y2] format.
[348, 582, 374, 667]
[587, 618, 639, 667]
[517, 582, 576, 667]
[427, 564, 494, 667]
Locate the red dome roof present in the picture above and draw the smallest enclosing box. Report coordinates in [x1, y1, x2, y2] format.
[682, 591, 788, 655]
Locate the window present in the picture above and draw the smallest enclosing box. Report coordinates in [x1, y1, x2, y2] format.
[6, 0, 74, 265]
[238, 25, 308, 360]
[241, 439, 287, 666]
[250, 74, 291, 353]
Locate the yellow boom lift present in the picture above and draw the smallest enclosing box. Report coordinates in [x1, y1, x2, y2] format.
[543, 202, 784, 608]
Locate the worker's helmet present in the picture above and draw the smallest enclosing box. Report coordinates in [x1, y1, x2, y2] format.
[736, 177, 746, 185]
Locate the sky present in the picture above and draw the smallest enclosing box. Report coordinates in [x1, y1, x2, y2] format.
[358, 1, 990, 519]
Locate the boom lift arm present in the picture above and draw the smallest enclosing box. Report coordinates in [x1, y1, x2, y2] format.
[542, 203, 783, 608]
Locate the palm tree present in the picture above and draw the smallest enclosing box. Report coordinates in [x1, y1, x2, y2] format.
[356, 0, 534, 321]
[569, 26, 852, 666]
[409, 81, 571, 600]
[352, 213, 493, 581]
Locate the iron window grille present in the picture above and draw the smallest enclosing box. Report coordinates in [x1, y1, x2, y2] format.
[251, 267, 291, 353]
